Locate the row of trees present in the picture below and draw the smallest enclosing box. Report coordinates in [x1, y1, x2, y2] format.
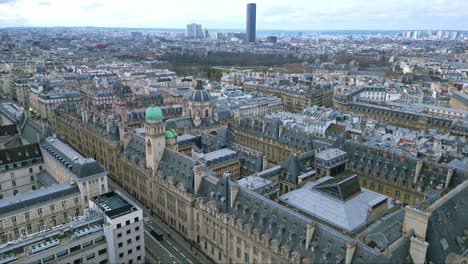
[160, 51, 305, 67]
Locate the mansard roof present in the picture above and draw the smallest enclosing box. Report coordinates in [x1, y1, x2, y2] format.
[197, 173, 230, 213]
[425, 180, 468, 264]
[159, 148, 198, 194]
[194, 171, 411, 263]
[122, 133, 146, 165]
[344, 140, 468, 192]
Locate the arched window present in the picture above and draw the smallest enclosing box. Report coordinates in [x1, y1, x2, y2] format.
[205, 109, 209, 117]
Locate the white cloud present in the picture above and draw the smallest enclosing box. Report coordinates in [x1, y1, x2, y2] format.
[0, 0, 466, 29]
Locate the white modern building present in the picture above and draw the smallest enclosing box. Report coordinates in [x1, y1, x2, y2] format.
[89, 191, 145, 264]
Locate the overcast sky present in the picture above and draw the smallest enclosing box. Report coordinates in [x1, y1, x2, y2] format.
[0, 0, 466, 30]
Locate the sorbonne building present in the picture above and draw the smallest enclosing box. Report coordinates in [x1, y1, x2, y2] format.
[49, 103, 468, 264]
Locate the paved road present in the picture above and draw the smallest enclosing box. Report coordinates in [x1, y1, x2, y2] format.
[108, 179, 211, 264]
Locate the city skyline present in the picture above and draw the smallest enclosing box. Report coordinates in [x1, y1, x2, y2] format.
[0, 0, 467, 30]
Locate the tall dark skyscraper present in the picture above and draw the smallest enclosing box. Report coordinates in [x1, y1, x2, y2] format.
[246, 3, 256, 43]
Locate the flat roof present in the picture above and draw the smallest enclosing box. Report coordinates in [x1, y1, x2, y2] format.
[238, 176, 272, 190]
[91, 191, 137, 219]
[36, 169, 58, 187]
[280, 176, 390, 233]
[177, 134, 197, 142]
[315, 148, 347, 161]
[200, 148, 237, 163]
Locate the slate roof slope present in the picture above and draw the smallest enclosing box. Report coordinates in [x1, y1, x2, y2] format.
[159, 148, 199, 194]
[122, 133, 146, 166]
[166, 116, 194, 130]
[425, 180, 468, 264]
[197, 173, 230, 213]
[194, 174, 410, 263]
[42, 137, 106, 179]
[363, 209, 405, 250]
[36, 169, 58, 187]
[0, 183, 80, 216]
[230, 186, 407, 263]
[281, 153, 306, 185]
[0, 143, 42, 167]
[20, 118, 45, 144]
[344, 140, 468, 193]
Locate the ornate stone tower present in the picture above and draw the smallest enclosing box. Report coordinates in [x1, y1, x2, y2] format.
[145, 106, 165, 174]
[186, 80, 213, 128]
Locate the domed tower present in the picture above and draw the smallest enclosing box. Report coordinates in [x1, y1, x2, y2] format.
[164, 129, 178, 150]
[187, 80, 213, 128]
[145, 106, 165, 173]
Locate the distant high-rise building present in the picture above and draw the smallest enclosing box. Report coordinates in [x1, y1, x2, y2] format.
[246, 3, 256, 43]
[186, 23, 203, 38]
[266, 36, 278, 43]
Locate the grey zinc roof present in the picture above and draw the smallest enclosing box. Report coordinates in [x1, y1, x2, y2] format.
[20, 118, 44, 144]
[281, 153, 306, 185]
[0, 183, 80, 216]
[166, 116, 194, 130]
[177, 134, 197, 144]
[200, 148, 237, 163]
[238, 176, 278, 196]
[228, 185, 400, 263]
[42, 137, 106, 179]
[280, 176, 390, 233]
[36, 169, 58, 187]
[315, 148, 347, 161]
[425, 180, 468, 264]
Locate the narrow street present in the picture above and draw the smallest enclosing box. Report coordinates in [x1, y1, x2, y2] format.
[108, 179, 212, 264]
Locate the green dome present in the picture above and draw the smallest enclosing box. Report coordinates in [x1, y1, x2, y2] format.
[164, 129, 177, 139]
[145, 106, 163, 120]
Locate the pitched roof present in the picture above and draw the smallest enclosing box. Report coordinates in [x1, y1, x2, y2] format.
[0, 124, 18, 137]
[0, 183, 80, 216]
[281, 153, 306, 185]
[0, 143, 42, 167]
